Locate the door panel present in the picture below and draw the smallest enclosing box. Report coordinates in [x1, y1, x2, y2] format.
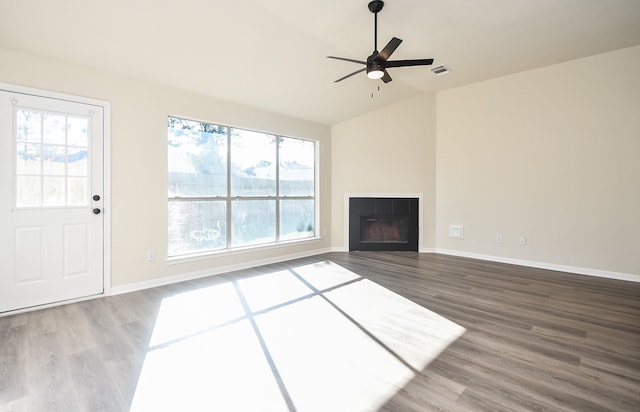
[0, 90, 104, 313]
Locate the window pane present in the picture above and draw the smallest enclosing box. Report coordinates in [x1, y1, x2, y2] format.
[67, 147, 88, 176]
[279, 137, 315, 196]
[230, 129, 276, 196]
[280, 199, 315, 240]
[16, 143, 41, 174]
[16, 111, 41, 142]
[168, 200, 226, 255]
[168, 118, 227, 197]
[67, 117, 89, 147]
[43, 176, 66, 206]
[16, 176, 41, 207]
[231, 200, 275, 247]
[43, 145, 66, 175]
[43, 114, 66, 144]
[68, 177, 88, 206]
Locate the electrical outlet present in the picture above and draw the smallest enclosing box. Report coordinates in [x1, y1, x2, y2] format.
[496, 234, 503, 243]
[449, 224, 464, 239]
[519, 237, 527, 245]
[147, 249, 156, 261]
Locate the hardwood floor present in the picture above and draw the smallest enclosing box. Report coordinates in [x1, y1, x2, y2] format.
[1, 252, 639, 411]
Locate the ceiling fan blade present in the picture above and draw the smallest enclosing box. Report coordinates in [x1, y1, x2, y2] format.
[381, 70, 392, 83]
[327, 56, 367, 65]
[374, 37, 403, 62]
[385, 58, 434, 68]
[334, 67, 367, 83]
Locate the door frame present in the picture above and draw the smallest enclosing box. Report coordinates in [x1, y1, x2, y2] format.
[0, 82, 111, 314]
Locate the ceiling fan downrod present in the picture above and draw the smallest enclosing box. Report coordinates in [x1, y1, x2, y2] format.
[368, 0, 384, 52]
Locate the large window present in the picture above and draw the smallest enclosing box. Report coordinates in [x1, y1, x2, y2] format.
[168, 117, 316, 256]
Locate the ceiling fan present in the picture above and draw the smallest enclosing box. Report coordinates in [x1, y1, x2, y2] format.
[328, 0, 434, 83]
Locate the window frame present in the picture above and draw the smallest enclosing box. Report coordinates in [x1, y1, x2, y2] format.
[167, 116, 318, 259]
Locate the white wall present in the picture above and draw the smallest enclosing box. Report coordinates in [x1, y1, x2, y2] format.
[0, 47, 332, 288]
[436, 45, 640, 276]
[331, 93, 438, 251]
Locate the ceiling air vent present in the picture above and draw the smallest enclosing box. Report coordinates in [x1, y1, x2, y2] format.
[431, 65, 450, 76]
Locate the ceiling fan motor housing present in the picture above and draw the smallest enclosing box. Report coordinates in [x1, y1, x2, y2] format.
[366, 54, 383, 77]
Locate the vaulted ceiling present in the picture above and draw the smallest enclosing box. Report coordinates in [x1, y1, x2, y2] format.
[1, 0, 639, 124]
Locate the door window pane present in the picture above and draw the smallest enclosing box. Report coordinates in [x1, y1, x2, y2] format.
[68, 177, 88, 206]
[280, 199, 315, 240]
[16, 176, 41, 207]
[16, 111, 41, 142]
[16, 143, 41, 174]
[168, 200, 227, 255]
[67, 117, 89, 146]
[43, 114, 66, 144]
[230, 129, 276, 197]
[43, 145, 66, 175]
[231, 200, 275, 247]
[67, 147, 88, 176]
[43, 176, 66, 206]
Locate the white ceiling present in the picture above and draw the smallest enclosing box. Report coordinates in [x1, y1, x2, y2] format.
[1, 0, 639, 125]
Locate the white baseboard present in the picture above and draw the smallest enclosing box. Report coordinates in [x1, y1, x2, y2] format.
[330, 246, 436, 253]
[434, 249, 640, 283]
[111, 245, 638, 297]
[110, 247, 333, 296]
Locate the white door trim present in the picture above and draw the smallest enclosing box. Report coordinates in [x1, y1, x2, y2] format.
[0, 82, 112, 310]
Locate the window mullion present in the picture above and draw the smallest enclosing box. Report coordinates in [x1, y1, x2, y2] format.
[275, 136, 280, 241]
[226, 126, 232, 248]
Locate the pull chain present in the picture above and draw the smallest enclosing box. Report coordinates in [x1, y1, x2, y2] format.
[371, 84, 382, 99]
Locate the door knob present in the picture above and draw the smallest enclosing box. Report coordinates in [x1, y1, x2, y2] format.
[93, 208, 101, 215]
[93, 195, 101, 201]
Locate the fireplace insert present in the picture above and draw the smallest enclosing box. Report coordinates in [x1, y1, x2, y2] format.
[349, 197, 418, 251]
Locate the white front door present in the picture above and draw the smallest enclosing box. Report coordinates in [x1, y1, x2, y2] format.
[0, 90, 105, 313]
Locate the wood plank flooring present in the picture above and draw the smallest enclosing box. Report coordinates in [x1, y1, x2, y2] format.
[1, 252, 639, 411]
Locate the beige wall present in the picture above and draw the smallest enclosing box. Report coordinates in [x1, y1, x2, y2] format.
[331, 93, 438, 250]
[0, 47, 332, 288]
[436, 45, 640, 275]
[3, 42, 638, 287]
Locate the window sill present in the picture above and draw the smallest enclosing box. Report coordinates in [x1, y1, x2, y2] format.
[165, 236, 324, 265]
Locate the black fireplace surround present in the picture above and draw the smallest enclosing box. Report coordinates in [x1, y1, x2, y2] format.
[349, 197, 419, 251]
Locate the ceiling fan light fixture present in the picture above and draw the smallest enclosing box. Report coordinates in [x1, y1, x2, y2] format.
[367, 59, 384, 79]
[367, 69, 384, 79]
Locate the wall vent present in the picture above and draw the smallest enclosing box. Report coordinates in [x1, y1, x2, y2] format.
[431, 65, 450, 76]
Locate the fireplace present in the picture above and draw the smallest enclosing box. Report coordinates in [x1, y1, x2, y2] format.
[349, 197, 418, 251]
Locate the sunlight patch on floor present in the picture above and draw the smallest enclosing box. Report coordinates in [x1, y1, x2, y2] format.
[130, 260, 465, 411]
[148, 282, 245, 347]
[255, 295, 415, 412]
[130, 319, 288, 411]
[293, 260, 362, 290]
[325, 279, 466, 371]
[237, 269, 313, 312]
